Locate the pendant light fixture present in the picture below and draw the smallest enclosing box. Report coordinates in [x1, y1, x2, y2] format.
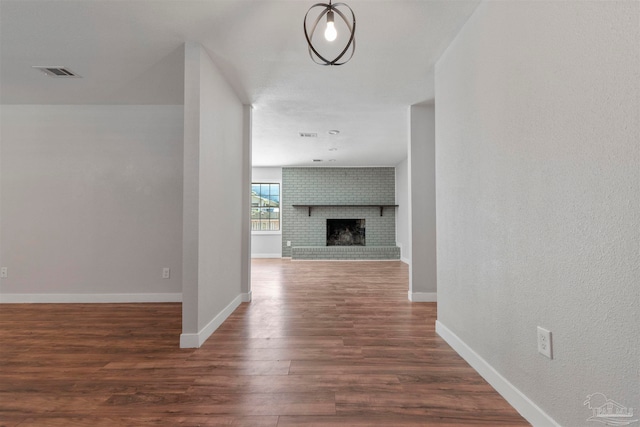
[304, 1, 356, 66]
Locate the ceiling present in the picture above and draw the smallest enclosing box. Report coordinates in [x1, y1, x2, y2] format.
[0, 0, 480, 167]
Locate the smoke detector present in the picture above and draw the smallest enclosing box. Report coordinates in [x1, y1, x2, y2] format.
[32, 66, 81, 78]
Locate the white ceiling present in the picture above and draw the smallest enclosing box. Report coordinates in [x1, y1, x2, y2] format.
[0, 0, 480, 167]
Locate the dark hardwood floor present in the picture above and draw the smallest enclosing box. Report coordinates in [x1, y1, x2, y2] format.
[0, 259, 529, 426]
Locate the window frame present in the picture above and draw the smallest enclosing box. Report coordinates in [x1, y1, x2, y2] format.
[251, 181, 281, 235]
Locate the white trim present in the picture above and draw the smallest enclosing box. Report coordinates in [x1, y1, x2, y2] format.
[179, 332, 200, 349]
[251, 179, 282, 236]
[397, 244, 412, 265]
[241, 291, 252, 303]
[0, 293, 182, 303]
[251, 253, 282, 259]
[435, 321, 561, 427]
[291, 259, 400, 262]
[180, 293, 243, 348]
[408, 291, 437, 302]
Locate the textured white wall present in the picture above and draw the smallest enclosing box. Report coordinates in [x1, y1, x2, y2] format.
[181, 43, 247, 345]
[0, 105, 183, 300]
[241, 106, 252, 295]
[409, 104, 437, 300]
[196, 46, 245, 331]
[435, 1, 639, 425]
[251, 167, 282, 258]
[181, 43, 200, 336]
[395, 156, 410, 264]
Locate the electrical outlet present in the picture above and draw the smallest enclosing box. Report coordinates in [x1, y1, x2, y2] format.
[0, 267, 7, 278]
[537, 326, 552, 359]
[162, 268, 170, 279]
[287, 241, 291, 247]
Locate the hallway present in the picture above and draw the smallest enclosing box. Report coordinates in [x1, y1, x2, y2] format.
[0, 260, 529, 426]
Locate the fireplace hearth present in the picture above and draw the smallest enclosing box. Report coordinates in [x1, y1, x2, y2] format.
[326, 219, 365, 246]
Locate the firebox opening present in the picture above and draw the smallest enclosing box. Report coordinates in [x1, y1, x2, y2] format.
[326, 219, 365, 246]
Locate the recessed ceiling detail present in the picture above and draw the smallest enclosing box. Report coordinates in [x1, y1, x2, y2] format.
[328, 130, 340, 135]
[2, 1, 483, 166]
[32, 66, 81, 78]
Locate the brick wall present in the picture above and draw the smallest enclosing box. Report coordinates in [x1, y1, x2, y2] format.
[282, 167, 396, 257]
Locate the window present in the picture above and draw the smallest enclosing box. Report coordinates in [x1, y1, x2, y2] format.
[251, 183, 280, 231]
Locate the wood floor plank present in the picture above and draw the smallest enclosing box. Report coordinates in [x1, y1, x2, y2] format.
[186, 346, 363, 362]
[201, 336, 345, 350]
[100, 391, 336, 416]
[190, 374, 403, 394]
[14, 416, 279, 427]
[0, 259, 529, 426]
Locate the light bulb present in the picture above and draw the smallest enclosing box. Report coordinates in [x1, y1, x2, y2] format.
[324, 11, 337, 41]
[325, 22, 337, 41]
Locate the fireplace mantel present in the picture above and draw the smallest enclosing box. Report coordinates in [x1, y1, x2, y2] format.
[292, 204, 398, 217]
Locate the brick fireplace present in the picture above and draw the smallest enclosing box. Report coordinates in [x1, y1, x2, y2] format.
[282, 167, 400, 260]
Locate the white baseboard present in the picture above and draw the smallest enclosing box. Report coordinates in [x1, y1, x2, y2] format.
[408, 291, 437, 302]
[180, 293, 244, 348]
[435, 321, 560, 427]
[401, 257, 411, 265]
[0, 293, 182, 303]
[241, 291, 252, 302]
[251, 253, 282, 258]
[291, 259, 401, 262]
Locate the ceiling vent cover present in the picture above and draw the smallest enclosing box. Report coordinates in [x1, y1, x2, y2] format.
[299, 132, 318, 138]
[32, 66, 81, 78]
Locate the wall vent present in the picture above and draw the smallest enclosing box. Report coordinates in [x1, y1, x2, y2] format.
[32, 66, 81, 78]
[299, 132, 318, 138]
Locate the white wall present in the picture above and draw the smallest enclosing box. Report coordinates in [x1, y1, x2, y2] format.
[181, 42, 249, 347]
[435, 2, 639, 426]
[251, 167, 282, 258]
[0, 105, 183, 302]
[241, 106, 253, 296]
[395, 156, 410, 264]
[408, 104, 437, 302]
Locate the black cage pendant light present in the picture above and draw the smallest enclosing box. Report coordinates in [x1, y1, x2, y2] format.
[304, 0, 356, 66]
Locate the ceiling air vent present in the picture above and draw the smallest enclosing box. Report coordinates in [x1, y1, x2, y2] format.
[32, 66, 81, 78]
[299, 132, 318, 138]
